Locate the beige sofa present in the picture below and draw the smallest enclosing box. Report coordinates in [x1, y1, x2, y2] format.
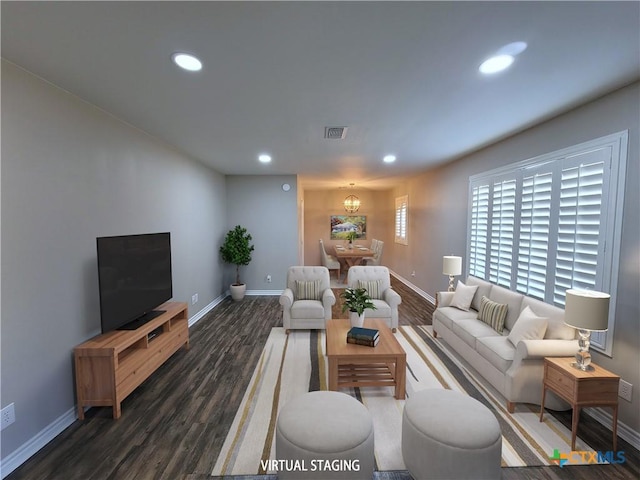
[433, 276, 578, 412]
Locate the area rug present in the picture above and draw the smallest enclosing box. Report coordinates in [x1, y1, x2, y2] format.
[212, 325, 595, 476]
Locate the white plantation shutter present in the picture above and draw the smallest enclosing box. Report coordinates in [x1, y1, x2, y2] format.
[553, 156, 606, 305]
[469, 184, 489, 277]
[395, 195, 408, 245]
[517, 171, 553, 300]
[489, 179, 516, 287]
[467, 132, 627, 355]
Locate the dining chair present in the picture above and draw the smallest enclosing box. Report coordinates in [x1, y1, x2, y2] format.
[319, 239, 341, 279]
[364, 240, 384, 266]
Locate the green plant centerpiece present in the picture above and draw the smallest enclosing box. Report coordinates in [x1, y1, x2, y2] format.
[346, 230, 357, 248]
[341, 287, 376, 327]
[219, 225, 255, 301]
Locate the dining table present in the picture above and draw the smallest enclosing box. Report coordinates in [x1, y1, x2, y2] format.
[333, 245, 375, 271]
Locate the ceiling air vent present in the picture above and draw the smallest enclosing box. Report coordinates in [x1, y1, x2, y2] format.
[324, 126, 348, 139]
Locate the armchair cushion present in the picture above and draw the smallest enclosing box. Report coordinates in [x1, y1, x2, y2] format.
[358, 279, 382, 299]
[295, 279, 322, 301]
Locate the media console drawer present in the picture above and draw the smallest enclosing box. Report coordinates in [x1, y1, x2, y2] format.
[74, 302, 189, 419]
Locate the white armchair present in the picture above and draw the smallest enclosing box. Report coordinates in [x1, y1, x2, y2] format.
[279, 266, 336, 333]
[347, 266, 401, 332]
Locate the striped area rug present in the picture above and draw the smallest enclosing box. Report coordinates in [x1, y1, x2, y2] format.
[212, 325, 595, 476]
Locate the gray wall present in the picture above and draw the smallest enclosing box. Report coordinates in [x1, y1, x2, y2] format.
[1, 61, 227, 457]
[387, 82, 640, 432]
[223, 175, 299, 291]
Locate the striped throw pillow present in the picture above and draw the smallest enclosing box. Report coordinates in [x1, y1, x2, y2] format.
[295, 280, 322, 301]
[358, 279, 382, 300]
[477, 296, 508, 333]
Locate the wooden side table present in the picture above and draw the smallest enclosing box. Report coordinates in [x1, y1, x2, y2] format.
[539, 356, 620, 451]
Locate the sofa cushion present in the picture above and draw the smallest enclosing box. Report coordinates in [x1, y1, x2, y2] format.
[291, 299, 325, 319]
[452, 319, 502, 349]
[476, 336, 516, 373]
[508, 306, 548, 346]
[477, 296, 508, 333]
[488, 285, 524, 331]
[451, 281, 478, 311]
[521, 297, 576, 340]
[295, 279, 322, 301]
[358, 279, 382, 299]
[466, 276, 493, 311]
[433, 307, 478, 330]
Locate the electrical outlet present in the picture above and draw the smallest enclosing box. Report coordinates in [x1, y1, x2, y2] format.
[411, 271, 416, 277]
[1, 403, 15, 430]
[619, 379, 633, 402]
[266, 275, 272, 283]
[191, 293, 198, 305]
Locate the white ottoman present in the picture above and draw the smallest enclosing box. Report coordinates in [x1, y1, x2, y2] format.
[402, 389, 502, 480]
[276, 391, 374, 479]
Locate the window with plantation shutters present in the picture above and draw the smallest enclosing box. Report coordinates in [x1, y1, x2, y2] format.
[467, 131, 627, 355]
[395, 195, 408, 245]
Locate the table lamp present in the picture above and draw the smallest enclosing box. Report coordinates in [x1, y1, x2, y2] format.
[442, 255, 462, 292]
[563, 289, 610, 371]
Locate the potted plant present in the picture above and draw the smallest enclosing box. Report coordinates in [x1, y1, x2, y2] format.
[341, 287, 376, 327]
[219, 225, 255, 301]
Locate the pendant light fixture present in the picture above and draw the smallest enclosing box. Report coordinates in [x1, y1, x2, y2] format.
[343, 183, 360, 213]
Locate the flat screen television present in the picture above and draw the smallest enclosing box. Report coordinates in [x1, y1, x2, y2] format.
[97, 232, 173, 333]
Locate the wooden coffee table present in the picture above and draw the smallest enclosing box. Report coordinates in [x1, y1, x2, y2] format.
[326, 318, 406, 399]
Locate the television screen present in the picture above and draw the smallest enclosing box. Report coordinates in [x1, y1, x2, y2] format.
[97, 232, 173, 333]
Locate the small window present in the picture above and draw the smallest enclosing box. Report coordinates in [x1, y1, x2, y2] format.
[395, 195, 408, 245]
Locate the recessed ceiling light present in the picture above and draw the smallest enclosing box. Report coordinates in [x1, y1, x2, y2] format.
[383, 155, 397, 163]
[479, 41, 527, 75]
[258, 154, 272, 163]
[171, 53, 202, 72]
[479, 54, 514, 75]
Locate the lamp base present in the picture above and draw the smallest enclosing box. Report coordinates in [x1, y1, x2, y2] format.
[572, 330, 594, 371]
[448, 275, 455, 292]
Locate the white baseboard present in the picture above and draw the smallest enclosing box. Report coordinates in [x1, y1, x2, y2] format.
[585, 406, 640, 451]
[246, 289, 283, 296]
[0, 407, 77, 479]
[188, 294, 226, 327]
[389, 270, 436, 305]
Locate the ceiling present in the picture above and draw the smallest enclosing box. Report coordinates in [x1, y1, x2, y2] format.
[2, 1, 639, 190]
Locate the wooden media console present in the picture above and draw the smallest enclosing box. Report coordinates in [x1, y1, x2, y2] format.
[74, 301, 189, 419]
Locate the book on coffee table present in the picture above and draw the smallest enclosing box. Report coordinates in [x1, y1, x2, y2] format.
[347, 326, 380, 342]
[347, 335, 380, 347]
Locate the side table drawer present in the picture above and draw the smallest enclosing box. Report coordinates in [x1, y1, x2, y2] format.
[545, 366, 574, 399]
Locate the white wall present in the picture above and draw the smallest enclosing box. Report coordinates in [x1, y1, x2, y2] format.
[387, 82, 640, 433]
[1, 61, 227, 458]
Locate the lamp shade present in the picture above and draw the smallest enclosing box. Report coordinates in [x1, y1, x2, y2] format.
[442, 256, 462, 276]
[564, 289, 610, 331]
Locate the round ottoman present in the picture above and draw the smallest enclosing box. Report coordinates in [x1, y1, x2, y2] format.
[276, 391, 374, 479]
[402, 389, 501, 480]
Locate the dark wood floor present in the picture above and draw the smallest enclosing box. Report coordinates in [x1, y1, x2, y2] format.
[6, 280, 638, 480]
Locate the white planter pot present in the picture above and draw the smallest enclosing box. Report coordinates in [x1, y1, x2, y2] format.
[350, 311, 365, 328]
[230, 283, 247, 301]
